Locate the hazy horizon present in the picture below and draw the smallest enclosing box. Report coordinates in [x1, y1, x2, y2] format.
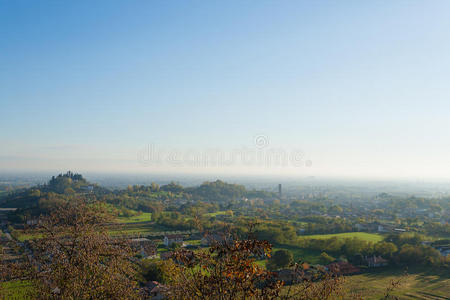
[2, 1, 450, 179]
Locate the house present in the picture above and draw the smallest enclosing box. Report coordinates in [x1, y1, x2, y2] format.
[275, 269, 303, 285]
[144, 281, 166, 300]
[377, 224, 396, 233]
[355, 224, 367, 231]
[81, 185, 94, 193]
[129, 238, 157, 258]
[326, 262, 360, 275]
[276, 264, 327, 285]
[26, 218, 39, 226]
[160, 250, 195, 264]
[200, 233, 233, 247]
[366, 255, 389, 267]
[163, 234, 183, 247]
[436, 246, 450, 257]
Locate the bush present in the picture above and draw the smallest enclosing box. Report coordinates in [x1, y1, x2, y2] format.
[266, 249, 293, 270]
[139, 260, 169, 283]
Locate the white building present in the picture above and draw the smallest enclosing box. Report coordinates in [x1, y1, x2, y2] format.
[163, 234, 183, 247]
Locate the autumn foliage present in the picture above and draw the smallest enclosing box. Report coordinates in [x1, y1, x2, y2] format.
[163, 237, 283, 299]
[28, 201, 139, 299]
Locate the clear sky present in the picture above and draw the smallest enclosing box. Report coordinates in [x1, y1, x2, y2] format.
[1, 1, 450, 179]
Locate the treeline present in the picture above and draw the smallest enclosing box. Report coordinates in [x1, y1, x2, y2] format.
[152, 211, 194, 231]
[298, 237, 397, 262]
[253, 221, 297, 244]
[232, 218, 449, 269]
[299, 233, 449, 268]
[300, 216, 353, 234]
[423, 222, 450, 237]
[1, 173, 278, 222]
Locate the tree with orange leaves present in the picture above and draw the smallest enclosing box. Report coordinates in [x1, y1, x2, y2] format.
[28, 201, 139, 299]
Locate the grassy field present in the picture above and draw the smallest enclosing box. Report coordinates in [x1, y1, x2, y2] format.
[273, 244, 322, 264]
[1, 280, 34, 299]
[15, 225, 158, 241]
[116, 212, 152, 223]
[344, 266, 450, 300]
[301, 232, 384, 242]
[185, 239, 201, 246]
[15, 219, 187, 240]
[257, 232, 385, 267]
[108, 222, 168, 236]
[280, 266, 450, 300]
[203, 211, 230, 217]
[17, 232, 43, 241]
[256, 244, 323, 268]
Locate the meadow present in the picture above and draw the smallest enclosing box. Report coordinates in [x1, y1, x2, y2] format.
[301, 232, 384, 243]
[344, 266, 450, 299]
[116, 212, 152, 223]
[203, 211, 230, 217]
[256, 232, 386, 268]
[108, 222, 169, 236]
[1, 280, 33, 299]
[255, 244, 323, 268]
[273, 245, 322, 264]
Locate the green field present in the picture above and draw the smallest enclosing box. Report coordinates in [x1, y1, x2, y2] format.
[301, 232, 384, 242]
[257, 232, 385, 267]
[17, 232, 43, 241]
[116, 212, 152, 223]
[273, 244, 322, 264]
[185, 239, 201, 246]
[280, 266, 450, 300]
[15, 220, 181, 240]
[256, 244, 323, 268]
[1, 280, 34, 299]
[344, 267, 450, 299]
[108, 222, 168, 236]
[204, 211, 230, 217]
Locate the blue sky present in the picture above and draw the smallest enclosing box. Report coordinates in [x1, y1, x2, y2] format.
[1, 1, 450, 179]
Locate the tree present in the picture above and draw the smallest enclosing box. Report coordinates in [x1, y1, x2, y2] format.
[395, 244, 440, 266]
[29, 201, 139, 299]
[64, 187, 75, 195]
[374, 242, 398, 259]
[351, 253, 365, 266]
[164, 237, 283, 299]
[139, 260, 169, 283]
[328, 205, 343, 214]
[267, 249, 293, 270]
[169, 242, 182, 250]
[164, 237, 345, 300]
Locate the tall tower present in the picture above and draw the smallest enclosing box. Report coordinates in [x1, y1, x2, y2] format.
[278, 184, 282, 197]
